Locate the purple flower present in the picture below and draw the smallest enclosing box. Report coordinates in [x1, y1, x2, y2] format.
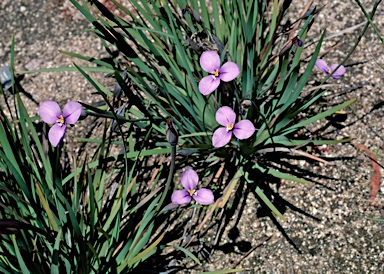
[315, 59, 346, 79]
[171, 168, 214, 205]
[39, 100, 82, 147]
[198, 50, 240, 95]
[212, 106, 255, 148]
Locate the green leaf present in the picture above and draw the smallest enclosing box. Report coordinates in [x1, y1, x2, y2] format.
[17, 66, 114, 75]
[11, 235, 31, 274]
[126, 231, 166, 268]
[255, 186, 286, 221]
[51, 229, 63, 274]
[196, 269, 245, 274]
[35, 183, 59, 232]
[282, 98, 356, 136]
[173, 245, 201, 265]
[367, 218, 384, 223]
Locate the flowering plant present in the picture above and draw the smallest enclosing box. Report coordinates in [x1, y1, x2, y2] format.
[2, 0, 361, 272]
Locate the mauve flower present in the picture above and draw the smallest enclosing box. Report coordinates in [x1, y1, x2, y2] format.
[198, 50, 240, 95]
[171, 168, 214, 205]
[39, 100, 82, 147]
[212, 106, 255, 148]
[315, 59, 346, 79]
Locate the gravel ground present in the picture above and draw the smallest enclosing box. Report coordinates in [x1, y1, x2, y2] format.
[1, 0, 384, 273]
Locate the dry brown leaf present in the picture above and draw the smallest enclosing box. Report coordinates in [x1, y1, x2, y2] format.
[353, 143, 381, 207]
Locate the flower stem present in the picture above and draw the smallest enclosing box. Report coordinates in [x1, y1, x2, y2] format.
[156, 144, 176, 211]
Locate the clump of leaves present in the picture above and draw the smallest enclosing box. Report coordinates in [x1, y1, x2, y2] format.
[63, 0, 356, 269]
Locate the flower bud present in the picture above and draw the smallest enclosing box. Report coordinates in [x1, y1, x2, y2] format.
[239, 99, 252, 115]
[166, 118, 178, 147]
[295, 36, 303, 47]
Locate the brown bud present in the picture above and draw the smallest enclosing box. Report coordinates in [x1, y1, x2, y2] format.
[182, 5, 203, 24]
[240, 100, 252, 115]
[166, 118, 178, 147]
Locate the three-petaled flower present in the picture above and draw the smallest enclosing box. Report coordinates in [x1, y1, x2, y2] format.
[39, 100, 82, 147]
[212, 106, 255, 148]
[315, 59, 346, 79]
[198, 50, 240, 95]
[171, 168, 214, 205]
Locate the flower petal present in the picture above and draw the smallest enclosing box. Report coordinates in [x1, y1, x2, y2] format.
[218, 62, 240, 82]
[233, 120, 256, 140]
[212, 127, 232, 148]
[63, 101, 82, 124]
[329, 64, 346, 79]
[315, 59, 329, 74]
[193, 188, 214, 205]
[171, 190, 192, 205]
[180, 168, 199, 191]
[39, 101, 62, 124]
[199, 50, 220, 73]
[215, 106, 236, 126]
[48, 124, 66, 147]
[198, 75, 221, 95]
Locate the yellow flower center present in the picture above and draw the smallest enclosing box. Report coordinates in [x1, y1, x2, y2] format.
[226, 124, 234, 132]
[188, 189, 196, 196]
[211, 69, 219, 77]
[56, 115, 65, 126]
